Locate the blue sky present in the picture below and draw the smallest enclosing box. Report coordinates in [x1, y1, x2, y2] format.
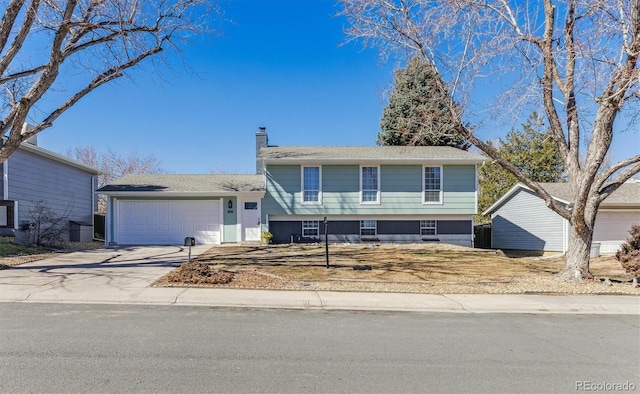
[39, 0, 638, 174]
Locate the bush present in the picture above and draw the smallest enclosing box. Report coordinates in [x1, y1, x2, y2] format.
[616, 225, 640, 287]
[164, 262, 234, 285]
[22, 201, 70, 248]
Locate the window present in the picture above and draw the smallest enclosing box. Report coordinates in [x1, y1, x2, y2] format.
[360, 220, 376, 236]
[360, 166, 380, 203]
[423, 166, 442, 203]
[302, 166, 321, 204]
[244, 202, 258, 210]
[420, 220, 437, 236]
[302, 220, 319, 237]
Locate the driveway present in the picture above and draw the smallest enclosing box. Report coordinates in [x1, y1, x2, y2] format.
[0, 245, 210, 303]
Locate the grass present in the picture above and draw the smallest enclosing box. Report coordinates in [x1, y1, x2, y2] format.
[0, 242, 51, 256]
[194, 244, 630, 283]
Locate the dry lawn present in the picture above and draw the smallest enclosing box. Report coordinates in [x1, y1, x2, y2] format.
[154, 243, 640, 295]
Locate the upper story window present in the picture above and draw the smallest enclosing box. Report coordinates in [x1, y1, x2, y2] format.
[360, 166, 380, 204]
[302, 166, 321, 204]
[423, 166, 442, 204]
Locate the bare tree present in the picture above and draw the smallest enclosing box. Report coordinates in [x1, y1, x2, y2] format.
[339, 0, 640, 282]
[1, 0, 216, 162]
[67, 146, 166, 213]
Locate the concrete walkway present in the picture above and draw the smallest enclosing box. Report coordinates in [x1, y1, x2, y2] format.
[0, 246, 638, 314]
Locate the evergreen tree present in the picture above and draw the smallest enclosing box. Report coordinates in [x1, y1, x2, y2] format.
[378, 56, 468, 149]
[477, 112, 565, 222]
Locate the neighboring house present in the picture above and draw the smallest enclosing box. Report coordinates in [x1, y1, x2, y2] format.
[484, 182, 640, 253]
[0, 134, 100, 242]
[99, 129, 486, 246]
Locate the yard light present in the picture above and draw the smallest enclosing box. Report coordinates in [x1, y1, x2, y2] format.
[324, 217, 329, 268]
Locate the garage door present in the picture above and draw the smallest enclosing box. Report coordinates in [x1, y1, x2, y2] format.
[117, 200, 221, 245]
[594, 210, 640, 253]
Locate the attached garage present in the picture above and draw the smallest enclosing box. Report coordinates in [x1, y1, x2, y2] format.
[117, 200, 221, 245]
[99, 174, 265, 246]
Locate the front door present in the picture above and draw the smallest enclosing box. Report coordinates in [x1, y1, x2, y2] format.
[241, 200, 261, 241]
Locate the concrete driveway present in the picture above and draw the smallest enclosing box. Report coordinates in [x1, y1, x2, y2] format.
[0, 245, 210, 303]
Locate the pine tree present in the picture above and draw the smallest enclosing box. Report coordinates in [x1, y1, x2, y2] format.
[477, 112, 565, 222]
[378, 56, 468, 149]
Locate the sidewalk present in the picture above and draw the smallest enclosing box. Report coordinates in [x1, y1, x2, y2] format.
[0, 246, 638, 314]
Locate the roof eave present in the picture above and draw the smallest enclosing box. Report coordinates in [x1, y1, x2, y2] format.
[262, 158, 486, 165]
[99, 191, 266, 197]
[19, 143, 101, 174]
[482, 182, 571, 216]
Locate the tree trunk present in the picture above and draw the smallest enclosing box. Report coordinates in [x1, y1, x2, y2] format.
[557, 224, 594, 282]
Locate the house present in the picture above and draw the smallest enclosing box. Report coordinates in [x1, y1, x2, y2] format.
[257, 131, 486, 245]
[0, 132, 100, 243]
[99, 129, 486, 246]
[483, 182, 640, 253]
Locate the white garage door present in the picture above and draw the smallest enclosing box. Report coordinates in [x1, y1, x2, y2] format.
[594, 210, 640, 253]
[117, 200, 221, 245]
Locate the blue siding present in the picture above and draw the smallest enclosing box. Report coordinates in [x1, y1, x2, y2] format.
[262, 163, 477, 220]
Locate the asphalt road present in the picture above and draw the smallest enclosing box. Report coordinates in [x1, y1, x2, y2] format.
[1, 303, 638, 394]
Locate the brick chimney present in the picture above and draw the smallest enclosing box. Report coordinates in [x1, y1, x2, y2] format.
[256, 126, 268, 174]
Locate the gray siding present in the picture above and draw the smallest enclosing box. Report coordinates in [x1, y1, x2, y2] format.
[491, 189, 565, 251]
[437, 220, 472, 235]
[7, 149, 95, 227]
[269, 219, 472, 244]
[377, 220, 420, 234]
[262, 164, 477, 222]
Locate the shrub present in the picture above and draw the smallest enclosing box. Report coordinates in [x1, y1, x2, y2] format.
[164, 262, 234, 285]
[616, 225, 640, 287]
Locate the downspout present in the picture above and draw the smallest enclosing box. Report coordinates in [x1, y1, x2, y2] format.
[3, 158, 8, 200]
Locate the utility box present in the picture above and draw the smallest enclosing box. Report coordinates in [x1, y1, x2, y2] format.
[70, 221, 94, 243]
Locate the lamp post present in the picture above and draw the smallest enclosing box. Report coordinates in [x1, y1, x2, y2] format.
[324, 216, 329, 268]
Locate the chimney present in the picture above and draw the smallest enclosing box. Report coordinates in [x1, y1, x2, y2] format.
[21, 123, 37, 146]
[256, 126, 268, 174]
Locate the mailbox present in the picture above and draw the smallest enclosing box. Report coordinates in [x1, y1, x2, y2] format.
[184, 237, 195, 246]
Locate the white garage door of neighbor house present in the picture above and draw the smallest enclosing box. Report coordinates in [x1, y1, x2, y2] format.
[117, 200, 221, 245]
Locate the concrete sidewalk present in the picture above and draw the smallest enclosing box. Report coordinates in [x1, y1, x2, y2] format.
[0, 246, 638, 314]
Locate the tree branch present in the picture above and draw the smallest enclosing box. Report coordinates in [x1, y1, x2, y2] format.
[0, 0, 42, 77]
[0, 0, 26, 52]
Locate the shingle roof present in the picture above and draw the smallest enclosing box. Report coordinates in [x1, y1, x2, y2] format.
[485, 181, 640, 215]
[538, 182, 640, 206]
[98, 174, 264, 193]
[259, 146, 486, 162]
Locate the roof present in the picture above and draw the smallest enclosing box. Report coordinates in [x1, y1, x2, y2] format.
[98, 174, 265, 195]
[18, 142, 101, 174]
[259, 146, 486, 163]
[484, 182, 640, 215]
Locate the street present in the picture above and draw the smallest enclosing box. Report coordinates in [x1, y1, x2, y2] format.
[1, 303, 638, 393]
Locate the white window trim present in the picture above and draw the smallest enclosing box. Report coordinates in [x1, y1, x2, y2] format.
[301, 166, 322, 205]
[360, 165, 381, 205]
[302, 220, 320, 237]
[422, 165, 443, 205]
[360, 220, 377, 236]
[420, 220, 437, 236]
